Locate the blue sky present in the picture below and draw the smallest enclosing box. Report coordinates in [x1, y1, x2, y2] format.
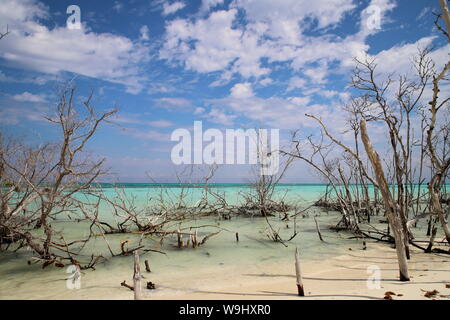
[0, 0, 448, 182]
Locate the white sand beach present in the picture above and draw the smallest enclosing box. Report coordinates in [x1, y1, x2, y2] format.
[150, 243, 450, 300]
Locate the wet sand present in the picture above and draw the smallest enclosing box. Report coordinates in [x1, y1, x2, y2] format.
[149, 243, 450, 300]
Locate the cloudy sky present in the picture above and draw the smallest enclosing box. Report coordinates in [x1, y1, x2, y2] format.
[0, 0, 448, 182]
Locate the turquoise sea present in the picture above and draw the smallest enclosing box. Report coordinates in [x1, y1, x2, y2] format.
[0, 183, 445, 299]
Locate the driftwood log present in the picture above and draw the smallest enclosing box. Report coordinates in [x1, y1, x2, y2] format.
[145, 259, 151, 273]
[133, 251, 143, 300]
[314, 217, 324, 242]
[295, 247, 305, 296]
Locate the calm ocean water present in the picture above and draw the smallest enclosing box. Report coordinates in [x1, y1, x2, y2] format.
[88, 183, 442, 209]
[0, 183, 444, 299]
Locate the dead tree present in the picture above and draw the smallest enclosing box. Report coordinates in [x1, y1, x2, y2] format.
[241, 138, 295, 218]
[426, 61, 450, 243]
[289, 116, 379, 231]
[350, 45, 439, 255]
[133, 251, 143, 300]
[0, 86, 116, 267]
[360, 119, 410, 281]
[0, 25, 9, 40]
[425, 0, 450, 244]
[295, 247, 305, 296]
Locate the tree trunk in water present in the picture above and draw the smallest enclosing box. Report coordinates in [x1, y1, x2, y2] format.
[429, 181, 450, 244]
[360, 119, 410, 281]
[133, 251, 143, 300]
[425, 222, 437, 253]
[295, 247, 305, 296]
[314, 217, 324, 242]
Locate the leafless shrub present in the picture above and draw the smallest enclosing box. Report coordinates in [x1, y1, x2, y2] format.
[0, 86, 116, 268]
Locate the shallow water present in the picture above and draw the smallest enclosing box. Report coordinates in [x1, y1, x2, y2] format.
[0, 184, 441, 299]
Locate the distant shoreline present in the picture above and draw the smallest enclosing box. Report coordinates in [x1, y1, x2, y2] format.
[89, 182, 450, 188]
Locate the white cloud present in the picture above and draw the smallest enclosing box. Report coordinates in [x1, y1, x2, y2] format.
[140, 25, 150, 41]
[120, 127, 169, 141]
[160, 9, 272, 79]
[163, 1, 186, 15]
[199, 0, 224, 14]
[153, 97, 194, 111]
[149, 120, 174, 128]
[113, 1, 124, 13]
[194, 107, 205, 114]
[233, 0, 356, 43]
[230, 82, 254, 99]
[303, 61, 329, 84]
[318, 90, 351, 101]
[12, 91, 47, 103]
[289, 36, 369, 72]
[158, 0, 419, 93]
[0, 98, 49, 125]
[259, 78, 273, 86]
[202, 107, 237, 126]
[0, 71, 54, 85]
[288, 96, 311, 106]
[207, 84, 347, 130]
[161, 9, 243, 74]
[369, 36, 442, 76]
[0, 0, 150, 94]
[357, 36, 450, 111]
[208, 82, 342, 129]
[113, 114, 174, 128]
[159, 1, 365, 85]
[416, 7, 431, 21]
[287, 76, 307, 91]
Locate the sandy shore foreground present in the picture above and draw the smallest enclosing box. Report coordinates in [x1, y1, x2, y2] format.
[152, 243, 450, 300]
